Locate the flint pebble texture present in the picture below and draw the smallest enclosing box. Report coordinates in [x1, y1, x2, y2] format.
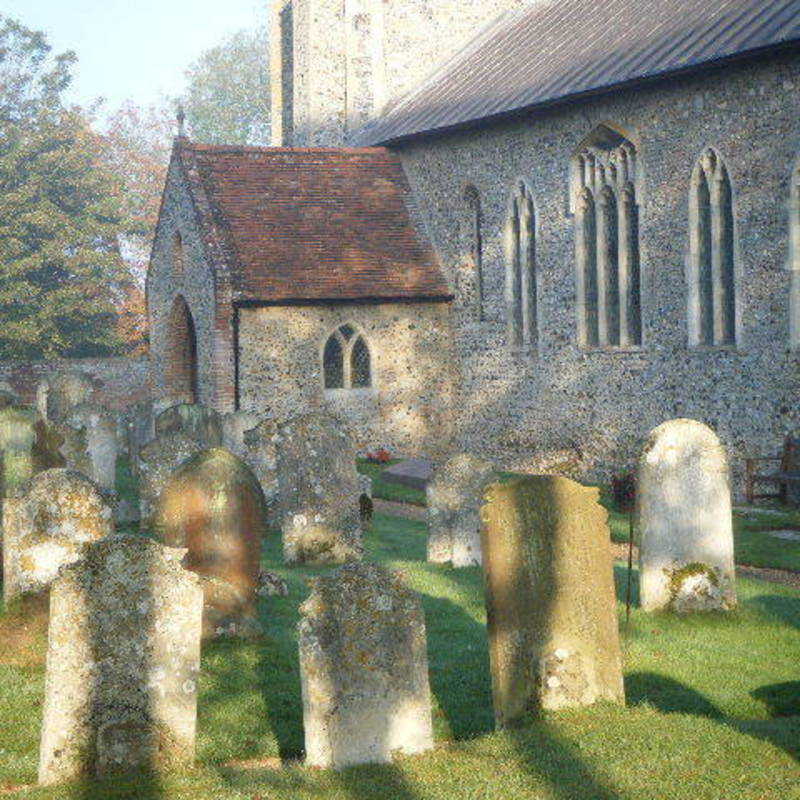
[299, 562, 434, 769]
[637, 418, 736, 613]
[221, 411, 261, 458]
[426, 453, 496, 567]
[137, 432, 204, 528]
[154, 403, 223, 447]
[38, 535, 203, 785]
[275, 413, 362, 564]
[4, 469, 113, 603]
[156, 448, 267, 638]
[44, 371, 94, 422]
[480, 475, 624, 725]
[59, 403, 119, 491]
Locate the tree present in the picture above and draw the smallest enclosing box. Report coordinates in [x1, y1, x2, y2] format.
[0, 17, 130, 359]
[182, 27, 270, 145]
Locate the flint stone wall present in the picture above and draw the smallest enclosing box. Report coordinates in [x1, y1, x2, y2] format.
[427, 453, 496, 567]
[38, 535, 203, 785]
[275, 413, 362, 564]
[480, 475, 624, 726]
[637, 418, 736, 613]
[156, 448, 267, 638]
[299, 562, 434, 769]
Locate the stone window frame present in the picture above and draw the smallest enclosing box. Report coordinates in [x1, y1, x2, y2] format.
[463, 184, 485, 321]
[686, 146, 741, 349]
[570, 123, 644, 351]
[503, 179, 540, 354]
[790, 157, 800, 350]
[321, 323, 374, 393]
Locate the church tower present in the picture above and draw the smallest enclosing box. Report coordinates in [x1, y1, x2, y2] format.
[270, 0, 528, 147]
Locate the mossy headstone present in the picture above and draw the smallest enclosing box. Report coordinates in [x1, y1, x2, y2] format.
[480, 475, 624, 726]
[59, 402, 118, 491]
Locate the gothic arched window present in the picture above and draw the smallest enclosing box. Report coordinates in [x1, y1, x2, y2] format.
[504, 182, 537, 349]
[573, 126, 642, 347]
[464, 184, 484, 320]
[689, 148, 736, 346]
[323, 324, 372, 389]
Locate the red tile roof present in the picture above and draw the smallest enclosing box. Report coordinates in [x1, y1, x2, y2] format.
[178, 142, 451, 303]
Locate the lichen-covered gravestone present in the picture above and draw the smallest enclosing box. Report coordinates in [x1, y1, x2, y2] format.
[637, 418, 736, 613]
[275, 413, 362, 564]
[299, 562, 433, 769]
[155, 448, 267, 637]
[59, 403, 118, 491]
[3, 469, 112, 603]
[136, 433, 204, 529]
[154, 403, 223, 447]
[221, 411, 261, 458]
[427, 453, 496, 567]
[480, 476, 624, 726]
[0, 404, 38, 500]
[38, 535, 203, 785]
[44, 371, 94, 422]
[242, 418, 280, 523]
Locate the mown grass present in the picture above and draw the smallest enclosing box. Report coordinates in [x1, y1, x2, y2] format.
[1, 510, 799, 799]
[356, 459, 427, 506]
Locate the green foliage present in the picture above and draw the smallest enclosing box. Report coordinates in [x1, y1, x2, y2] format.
[0, 16, 130, 358]
[182, 28, 270, 146]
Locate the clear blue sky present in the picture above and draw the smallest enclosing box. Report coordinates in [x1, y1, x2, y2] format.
[2, 0, 267, 110]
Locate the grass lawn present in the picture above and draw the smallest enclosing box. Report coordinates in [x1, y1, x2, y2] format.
[1, 509, 799, 799]
[357, 459, 427, 506]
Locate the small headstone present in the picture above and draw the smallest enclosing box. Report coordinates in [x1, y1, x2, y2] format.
[45, 371, 94, 422]
[136, 433, 204, 528]
[637, 419, 736, 613]
[0, 404, 38, 498]
[221, 411, 261, 458]
[427, 453, 496, 567]
[382, 458, 434, 491]
[59, 403, 118, 491]
[154, 403, 223, 447]
[299, 562, 434, 769]
[124, 401, 153, 465]
[275, 413, 362, 564]
[38, 535, 202, 785]
[155, 448, 267, 637]
[3, 469, 113, 603]
[480, 476, 625, 726]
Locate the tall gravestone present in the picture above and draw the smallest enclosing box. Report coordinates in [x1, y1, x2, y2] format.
[480, 476, 624, 727]
[38, 535, 203, 785]
[427, 453, 496, 567]
[242, 418, 280, 524]
[59, 403, 118, 491]
[637, 418, 736, 613]
[275, 413, 362, 564]
[155, 448, 267, 637]
[299, 562, 434, 769]
[137, 433, 204, 529]
[154, 403, 223, 448]
[3, 469, 112, 603]
[45, 371, 94, 422]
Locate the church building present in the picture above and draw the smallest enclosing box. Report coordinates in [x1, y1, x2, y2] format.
[148, 0, 800, 486]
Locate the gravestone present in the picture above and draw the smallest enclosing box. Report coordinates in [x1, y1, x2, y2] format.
[221, 411, 261, 458]
[137, 433, 204, 529]
[38, 535, 202, 785]
[275, 413, 362, 564]
[155, 448, 267, 637]
[427, 453, 496, 567]
[299, 562, 433, 769]
[382, 458, 434, 491]
[154, 403, 223, 447]
[241, 418, 280, 521]
[637, 418, 736, 613]
[59, 403, 118, 491]
[3, 469, 113, 603]
[124, 401, 153, 466]
[480, 476, 624, 726]
[45, 371, 94, 422]
[0, 404, 38, 499]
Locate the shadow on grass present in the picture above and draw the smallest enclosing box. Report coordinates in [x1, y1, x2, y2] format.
[751, 594, 800, 630]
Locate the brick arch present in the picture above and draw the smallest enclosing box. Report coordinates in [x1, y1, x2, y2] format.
[166, 295, 199, 405]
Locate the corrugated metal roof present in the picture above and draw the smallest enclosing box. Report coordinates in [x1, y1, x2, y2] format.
[356, 0, 800, 146]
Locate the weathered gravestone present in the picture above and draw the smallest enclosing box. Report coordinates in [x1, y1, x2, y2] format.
[637, 418, 736, 613]
[427, 453, 496, 567]
[221, 411, 261, 458]
[0, 404, 38, 500]
[154, 403, 223, 447]
[299, 562, 433, 769]
[275, 413, 362, 564]
[155, 448, 267, 638]
[44, 371, 94, 422]
[137, 433, 204, 529]
[241, 418, 279, 521]
[3, 469, 112, 603]
[480, 476, 624, 726]
[38, 535, 202, 785]
[59, 403, 118, 491]
[123, 401, 153, 465]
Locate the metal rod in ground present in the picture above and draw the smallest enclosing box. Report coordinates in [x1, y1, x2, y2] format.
[625, 510, 634, 625]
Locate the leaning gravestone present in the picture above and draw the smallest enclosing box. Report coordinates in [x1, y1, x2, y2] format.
[3, 469, 113, 603]
[38, 535, 202, 785]
[155, 448, 267, 638]
[154, 403, 223, 447]
[480, 476, 624, 727]
[45, 371, 94, 422]
[275, 413, 362, 564]
[637, 418, 736, 613]
[427, 453, 496, 567]
[136, 433, 204, 529]
[59, 403, 118, 491]
[299, 562, 433, 769]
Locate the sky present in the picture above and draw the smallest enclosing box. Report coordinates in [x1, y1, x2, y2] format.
[2, 0, 267, 111]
